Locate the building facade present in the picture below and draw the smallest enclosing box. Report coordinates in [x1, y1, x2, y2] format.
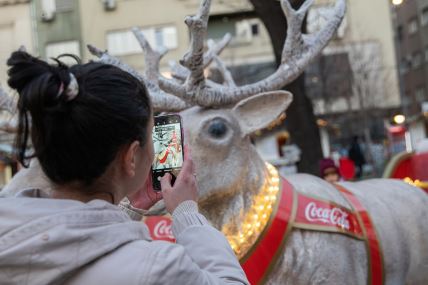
[307, 0, 401, 114]
[304, 0, 403, 164]
[393, 0, 428, 115]
[32, 0, 82, 62]
[77, 0, 273, 77]
[0, 0, 33, 87]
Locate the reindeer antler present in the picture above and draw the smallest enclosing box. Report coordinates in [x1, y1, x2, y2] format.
[87, 0, 345, 110]
[207, 40, 236, 87]
[179, 0, 211, 92]
[158, 0, 346, 107]
[87, 43, 189, 112]
[0, 85, 18, 133]
[169, 33, 232, 82]
[0, 85, 15, 114]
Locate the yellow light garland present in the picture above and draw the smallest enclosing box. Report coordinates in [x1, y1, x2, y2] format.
[221, 163, 281, 259]
[403, 177, 428, 189]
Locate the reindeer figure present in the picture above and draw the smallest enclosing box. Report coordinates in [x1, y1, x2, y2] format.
[1, 0, 428, 284]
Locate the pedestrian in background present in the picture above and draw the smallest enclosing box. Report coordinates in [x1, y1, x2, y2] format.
[319, 158, 341, 183]
[348, 135, 366, 179]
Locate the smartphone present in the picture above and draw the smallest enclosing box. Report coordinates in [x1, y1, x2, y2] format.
[151, 114, 184, 191]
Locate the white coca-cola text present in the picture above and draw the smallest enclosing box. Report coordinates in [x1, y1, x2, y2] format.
[304, 202, 350, 230]
[153, 220, 174, 239]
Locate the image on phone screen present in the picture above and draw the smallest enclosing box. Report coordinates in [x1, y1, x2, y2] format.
[152, 115, 184, 190]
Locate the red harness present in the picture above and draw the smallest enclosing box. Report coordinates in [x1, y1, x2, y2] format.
[241, 178, 384, 285]
[144, 178, 384, 285]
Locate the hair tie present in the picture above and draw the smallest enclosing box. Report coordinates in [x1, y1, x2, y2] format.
[57, 73, 79, 101]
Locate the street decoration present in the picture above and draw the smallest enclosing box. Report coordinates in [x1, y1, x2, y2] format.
[146, 164, 384, 285]
[383, 151, 428, 193]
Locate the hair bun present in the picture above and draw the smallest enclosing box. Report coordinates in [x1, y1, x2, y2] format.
[7, 51, 53, 94]
[7, 50, 76, 112]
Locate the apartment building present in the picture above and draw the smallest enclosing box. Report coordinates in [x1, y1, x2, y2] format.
[393, 0, 428, 115]
[307, 0, 401, 112]
[305, 0, 402, 149]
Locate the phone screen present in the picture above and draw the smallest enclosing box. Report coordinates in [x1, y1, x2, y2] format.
[152, 115, 184, 190]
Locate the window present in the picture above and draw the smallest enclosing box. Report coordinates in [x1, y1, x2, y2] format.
[55, 0, 73, 12]
[251, 23, 259, 36]
[235, 20, 252, 42]
[397, 25, 403, 41]
[107, 26, 177, 56]
[412, 51, 422, 68]
[157, 26, 178, 49]
[207, 17, 235, 40]
[107, 30, 141, 56]
[408, 18, 418, 34]
[415, 87, 426, 102]
[421, 7, 428, 27]
[425, 46, 428, 62]
[235, 19, 260, 43]
[45, 40, 80, 64]
[400, 58, 409, 74]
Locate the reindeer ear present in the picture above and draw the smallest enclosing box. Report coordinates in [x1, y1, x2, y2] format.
[232, 91, 293, 136]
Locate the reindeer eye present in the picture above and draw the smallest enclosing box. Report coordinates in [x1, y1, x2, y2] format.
[208, 119, 227, 138]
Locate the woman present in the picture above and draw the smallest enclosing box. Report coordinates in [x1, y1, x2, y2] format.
[0, 51, 248, 285]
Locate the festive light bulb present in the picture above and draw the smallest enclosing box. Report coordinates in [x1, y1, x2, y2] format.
[221, 163, 281, 258]
[393, 114, 405, 124]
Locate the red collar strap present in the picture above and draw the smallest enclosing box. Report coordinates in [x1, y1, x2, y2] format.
[334, 184, 385, 285]
[240, 178, 295, 284]
[241, 179, 384, 285]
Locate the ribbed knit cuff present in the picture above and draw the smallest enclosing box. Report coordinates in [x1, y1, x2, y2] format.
[172, 200, 209, 237]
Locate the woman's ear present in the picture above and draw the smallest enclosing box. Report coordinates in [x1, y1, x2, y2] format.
[122, 141, 140, 177]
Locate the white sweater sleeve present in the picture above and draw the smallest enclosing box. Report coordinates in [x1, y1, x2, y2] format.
[142, 201, 249, 285]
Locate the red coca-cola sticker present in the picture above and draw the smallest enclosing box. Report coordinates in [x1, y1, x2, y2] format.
[294, 194, 364, 239]
[144, 216, 175, 242]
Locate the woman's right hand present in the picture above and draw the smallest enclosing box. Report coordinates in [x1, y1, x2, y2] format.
[160, 146, 198, 214]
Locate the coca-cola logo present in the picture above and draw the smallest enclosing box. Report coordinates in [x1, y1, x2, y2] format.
[304, 202, 350, 230]
[153, 220, 174, 240]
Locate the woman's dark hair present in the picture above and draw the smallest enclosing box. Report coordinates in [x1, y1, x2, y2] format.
[7, 51, 151, 185]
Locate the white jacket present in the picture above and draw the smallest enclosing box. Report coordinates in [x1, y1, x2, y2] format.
[0, 189, 248, 285]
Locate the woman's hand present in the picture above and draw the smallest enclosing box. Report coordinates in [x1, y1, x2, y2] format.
[161, 146, 198, 214]
[128, 174, 163, 210]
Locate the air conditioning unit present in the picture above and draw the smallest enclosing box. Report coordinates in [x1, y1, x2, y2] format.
[235, 20, 252, 43]
[103, 0, 117, 11]
[41, 0, 56, 22]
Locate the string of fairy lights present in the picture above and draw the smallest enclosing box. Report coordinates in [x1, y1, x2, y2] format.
[403, 177, 428, 189]
[220, 163, 425, 258]
[221, 163, 281, 259]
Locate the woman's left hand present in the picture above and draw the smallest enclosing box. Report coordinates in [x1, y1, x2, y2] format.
[128, 175, 163, 210]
